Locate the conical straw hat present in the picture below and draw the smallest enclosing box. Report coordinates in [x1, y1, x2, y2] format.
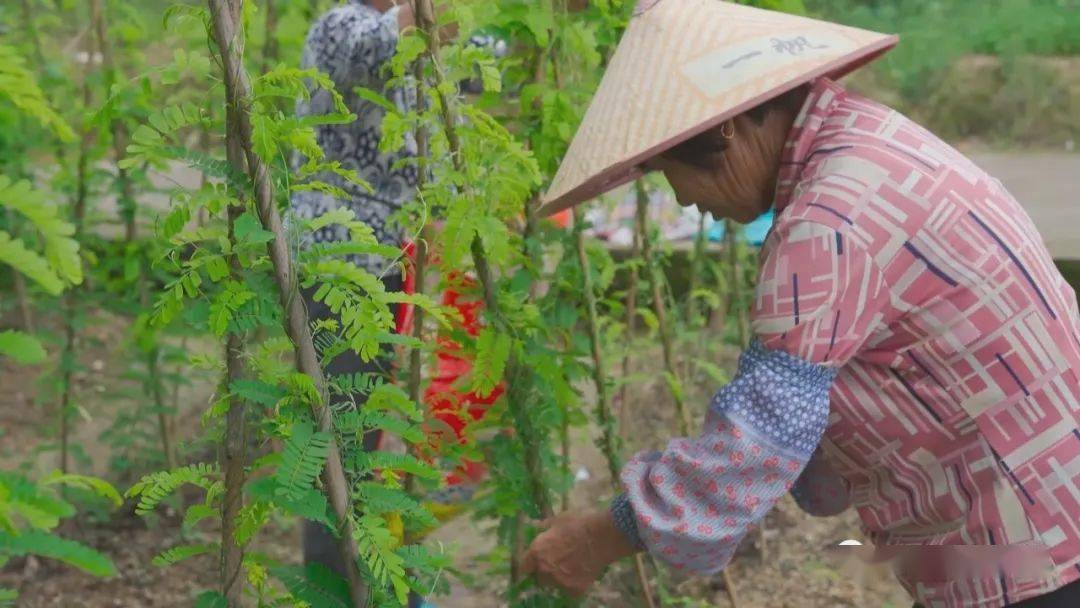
[539, 0, 898, 216]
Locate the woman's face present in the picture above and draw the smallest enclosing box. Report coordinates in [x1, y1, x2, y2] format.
[644, 110, 795, 222]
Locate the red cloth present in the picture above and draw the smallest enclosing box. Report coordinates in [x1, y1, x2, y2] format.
[395, 241, 502, 485]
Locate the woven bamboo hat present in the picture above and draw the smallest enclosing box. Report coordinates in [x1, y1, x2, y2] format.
[539, 0, 898, 216]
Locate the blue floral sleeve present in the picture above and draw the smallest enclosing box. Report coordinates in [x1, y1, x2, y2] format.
[611, 340, 837, 573]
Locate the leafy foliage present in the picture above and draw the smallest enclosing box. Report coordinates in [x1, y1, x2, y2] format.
[0, 330, 46, 364]
[151, 542, 217, 567]
[0, 44, 75, 141]
[126, 463, 220, 516]
[274, 422, 331, 501]
[0, 471, 117, 582]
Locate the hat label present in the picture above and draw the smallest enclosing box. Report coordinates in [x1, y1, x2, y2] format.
[680, 32, 857, 99]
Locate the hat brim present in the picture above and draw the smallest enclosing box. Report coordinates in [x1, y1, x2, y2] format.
[537, 12, 898, 218]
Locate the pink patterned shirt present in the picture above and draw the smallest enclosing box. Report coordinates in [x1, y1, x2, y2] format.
[617, 78, 1080, 608]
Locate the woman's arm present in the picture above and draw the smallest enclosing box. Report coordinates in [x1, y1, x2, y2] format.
[610, 340, 837, 573]
[525, 219, 888, 591]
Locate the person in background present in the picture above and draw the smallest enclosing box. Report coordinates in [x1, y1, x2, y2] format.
[523, 2, 1080, 607]
[289, 0, 571, 597]
[289, 0, 419, 585]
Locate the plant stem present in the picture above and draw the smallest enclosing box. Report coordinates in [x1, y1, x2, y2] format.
[207, 2, 367, 605]
[6, 208, 35, 333]
[724, 220, 750, 349]
[687, 211, 707, 325]
[412, 0, 553, 519]
[403, 49, 429, 546]
[260, 0, 279, 75]
[91, 0, 177, 470]
[59, 12, 97, 475]
[89, 0, 137, 242]
[573, 208, 657, 608]
[219, 21, 250, 599]
[616, 208, 640, 443]
[221, 205, 248, 607]
[634, 182, 690, 435]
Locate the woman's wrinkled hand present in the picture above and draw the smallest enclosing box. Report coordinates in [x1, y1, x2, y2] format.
[521, 509, 637, 597]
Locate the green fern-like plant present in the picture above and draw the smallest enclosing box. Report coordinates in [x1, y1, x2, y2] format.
[125, 463, 220, 515]
[0, 44, 76, 142]
[0, 470, 118, 604]
[0, 530, 116, 577]
[151, 542, 217, 567]
[274, 421, 331, 501]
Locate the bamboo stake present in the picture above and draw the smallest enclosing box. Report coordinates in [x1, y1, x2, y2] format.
[207, 2, 366, 605]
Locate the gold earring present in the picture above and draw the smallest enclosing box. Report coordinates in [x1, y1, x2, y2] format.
[720, 121, 735, 139]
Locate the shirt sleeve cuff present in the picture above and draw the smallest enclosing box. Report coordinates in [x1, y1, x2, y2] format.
[610, 493, 645, 551]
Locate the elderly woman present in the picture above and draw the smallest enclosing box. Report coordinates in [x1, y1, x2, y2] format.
[522, 2, 1080, 607]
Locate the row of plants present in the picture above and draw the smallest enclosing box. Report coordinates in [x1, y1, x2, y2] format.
[0, 1, 766, 606]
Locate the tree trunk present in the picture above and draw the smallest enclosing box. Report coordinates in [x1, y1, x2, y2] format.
[207, 2, 367, 605]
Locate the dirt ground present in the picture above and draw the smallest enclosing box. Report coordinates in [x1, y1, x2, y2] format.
[0, 310, 917, 607]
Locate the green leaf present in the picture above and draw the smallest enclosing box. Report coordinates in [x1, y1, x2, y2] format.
[159, 204, 190, 237]
[181, 504, 217, 532]
[0, 46, 76, 141]
[270, 563, 350, 608]
[0, 530, 115, 577]
[126, 463, 218, 516]
[470, 328, 510, 398]
[246, 477, 332, 529]
[693, 360, 731, 386]
[229, 379, 286, 408]
[193, 591, 228, 608]
[274, 422, 331, 500]
[0, 330, 46, 364]
[40, 472, 122, 506]
[233, 212, 274, 246]
[151, 543, 215, 567]
[351, 87, 398, 115]
[0, 230, 65, 295]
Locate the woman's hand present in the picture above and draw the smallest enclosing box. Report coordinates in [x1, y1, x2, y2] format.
[521, 508, 637, 596]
